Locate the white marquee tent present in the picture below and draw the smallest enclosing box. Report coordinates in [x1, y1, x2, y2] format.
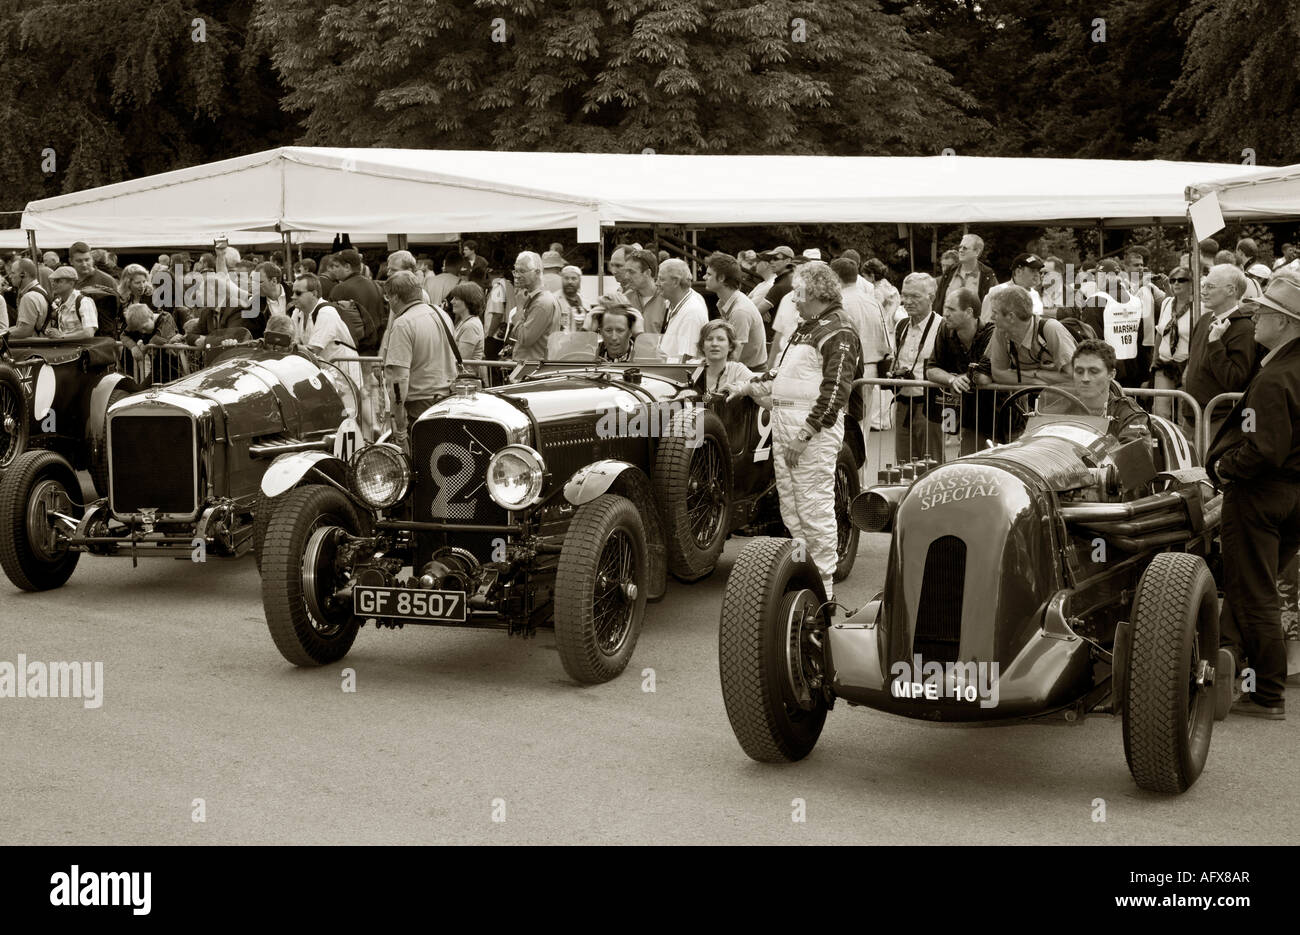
[19, 148, 1270, 246]
[1188, 163, 1300, 221]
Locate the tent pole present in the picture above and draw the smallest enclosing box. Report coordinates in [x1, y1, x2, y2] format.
[1096, 220, 1105, 259]
[908, 225, 915, 273]
[281, 231, 292, 276]
[597, 232, 605, 295]
[27, 230, 38, 263]
[931, 227, 938, 272]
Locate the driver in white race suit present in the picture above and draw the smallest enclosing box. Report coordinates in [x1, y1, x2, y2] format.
[726, 260, 861, 601]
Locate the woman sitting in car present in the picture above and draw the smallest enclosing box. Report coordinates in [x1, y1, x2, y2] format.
[692, 319, 754, 397]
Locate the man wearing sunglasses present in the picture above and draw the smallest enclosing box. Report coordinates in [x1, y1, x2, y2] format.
[1207, 270, 1300, 720]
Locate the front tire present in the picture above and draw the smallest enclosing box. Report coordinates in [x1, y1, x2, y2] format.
[554, 494, 648, 684]
[719, 537, 829, 762]
[653, 407, 732, 582]
[833, 444, 861, 582]
[0, 451, 82, 591]
[1123, 552, 1218, 793]
[261, 484, 368, 666]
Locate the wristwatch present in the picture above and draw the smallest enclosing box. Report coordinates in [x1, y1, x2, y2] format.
[796, 428, 814, 443]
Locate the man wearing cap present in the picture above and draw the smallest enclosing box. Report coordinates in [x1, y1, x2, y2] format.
[935, 233, 998, 314]
[1184, 263, 1256, 441]
[1207, 269, 1300, 720]
[541, 250, 565, 294]
[47, 266, 99, 339]
[981, 253, 1046, 322]
[755, 246, 797, 342]
[6, 259, 52, 339]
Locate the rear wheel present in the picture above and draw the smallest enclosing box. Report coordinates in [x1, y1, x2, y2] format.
[89, 386, 131, 498]
[833, 444, 860, 582]
[653, 407, 732, 582]
[719, 537, 830, 762]
[261, 485, 367, 666]
[0, 368, 28, 472]
[0, 451, 82, 591]
[554, 494, 648, 684]
[1123, 552, 1218, 793]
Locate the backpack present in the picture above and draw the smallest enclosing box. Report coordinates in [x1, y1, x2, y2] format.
[328, 299, 367, 350]
[1055, 316, 1097, 345]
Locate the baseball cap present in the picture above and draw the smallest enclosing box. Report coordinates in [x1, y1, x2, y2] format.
[50, 265, 77, 281]
[541, 250, 565, 269]
[802, 248, 822, 261]
[1011, 253, 1044, 272]
[1095, 258, 1122, 274]
[759, 246, 795, 262]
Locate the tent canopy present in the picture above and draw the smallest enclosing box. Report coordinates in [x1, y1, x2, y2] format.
[21, 147, 1270, 243]
[1188, 163, 1300, 221]
[0, 228, 455, 252]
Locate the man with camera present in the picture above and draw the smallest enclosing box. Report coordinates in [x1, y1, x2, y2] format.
[888, 272, 944, 463]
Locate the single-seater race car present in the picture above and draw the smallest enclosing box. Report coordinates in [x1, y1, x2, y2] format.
[0, 335, 372, 591]
[719, 384, 1224, 794]
[255, 332, 864, 684]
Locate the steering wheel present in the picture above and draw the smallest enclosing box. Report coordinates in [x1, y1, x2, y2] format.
[994, 384, 1097, 435]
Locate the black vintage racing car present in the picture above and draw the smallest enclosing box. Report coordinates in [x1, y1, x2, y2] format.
[0, 333, 135, 484]
[257, 332, 865, 684]
[0, 338, 372, 591]
[719, 385, 1225, 794]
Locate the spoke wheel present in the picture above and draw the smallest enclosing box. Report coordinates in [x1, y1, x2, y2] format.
[555, 494, 648, 684]
[654, 406, 733, 582]
[0, 369, 28, 471]
[0, 451, 83, 591]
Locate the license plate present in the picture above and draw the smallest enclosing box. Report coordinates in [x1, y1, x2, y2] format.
[353, 587, 467, 622]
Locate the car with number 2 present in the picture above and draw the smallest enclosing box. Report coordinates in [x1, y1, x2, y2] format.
[257, 332, 865, 684]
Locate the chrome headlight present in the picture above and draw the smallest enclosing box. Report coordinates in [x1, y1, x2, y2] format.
[486, 444, 545, 509]
[349, 443, 410, 509]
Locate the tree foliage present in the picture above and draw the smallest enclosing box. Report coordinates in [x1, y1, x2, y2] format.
[250, 0, 986, 156]
[0, 0, 293, 211]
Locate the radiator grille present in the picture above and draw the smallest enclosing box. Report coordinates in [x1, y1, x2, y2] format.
[413, 418, 508, 524]
[109, 415, 197, 515]
[913, 535, 965, 663]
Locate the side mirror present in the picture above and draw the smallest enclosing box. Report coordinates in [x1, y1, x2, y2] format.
[33, 365, 55, 421]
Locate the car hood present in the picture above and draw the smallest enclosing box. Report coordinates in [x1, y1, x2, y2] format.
[112, 349, 345, 440]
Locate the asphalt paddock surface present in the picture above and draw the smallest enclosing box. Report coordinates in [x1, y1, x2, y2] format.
[3, 521, 1297, 846]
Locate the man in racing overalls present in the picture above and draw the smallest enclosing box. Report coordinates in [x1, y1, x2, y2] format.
[727, 260, 860, 600]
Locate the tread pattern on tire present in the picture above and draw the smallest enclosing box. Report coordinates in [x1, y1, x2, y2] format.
[0, 450, 81, 591]
[553, 493, 647, 684]
[653, 407, 731, 583]
[718, 536, 826, 763]
[833, 444, 861, 582]
[1123, 551, 1215, 794]
[261, 484, 365, 666]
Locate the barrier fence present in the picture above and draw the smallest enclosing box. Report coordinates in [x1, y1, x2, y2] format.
[850, 377, 1207, 479]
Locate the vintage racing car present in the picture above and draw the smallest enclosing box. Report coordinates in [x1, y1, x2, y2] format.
[257, 332, 864, 684]
[0, 338, 371, 591]
[0, 333, 134, 484]
[719, 385, 1225, 794]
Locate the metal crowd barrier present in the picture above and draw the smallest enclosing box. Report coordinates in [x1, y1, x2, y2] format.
[850, 377, 1208, 480]
[1202, 392, 1244, 455]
